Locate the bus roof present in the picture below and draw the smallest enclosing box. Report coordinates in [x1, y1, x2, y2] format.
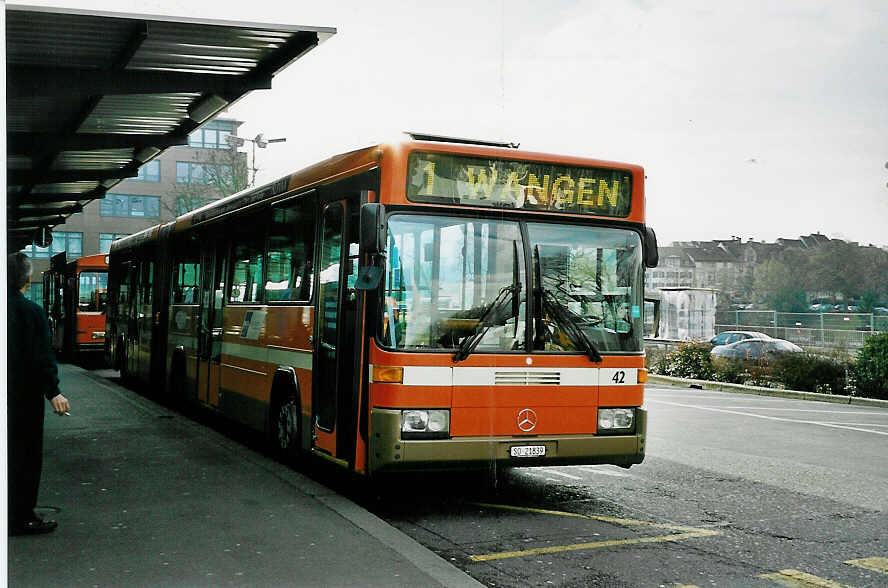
[109, 222, 169, 254]
[48, 252, 109, 273]
[71, 253, 109, 270]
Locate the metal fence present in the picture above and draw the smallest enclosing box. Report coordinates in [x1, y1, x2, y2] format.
[715, 310, 888, 350]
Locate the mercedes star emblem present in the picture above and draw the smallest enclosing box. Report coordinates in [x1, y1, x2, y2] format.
[517, 408, 538, 432]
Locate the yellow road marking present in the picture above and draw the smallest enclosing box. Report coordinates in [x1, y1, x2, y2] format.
[757, 569, 852, 587]
[467, 503, 721, 562]
[845, 557, 888, 574]
[470, 530, 719, 562]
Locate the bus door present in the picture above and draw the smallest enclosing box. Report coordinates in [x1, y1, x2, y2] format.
[46, 254, 66, 354]
[133, 260, 154, 380]
[45, 272, 64, 352]
[196, 241, 225, 408]
[61, 273, 77, 355]
[313, 199, 360, 464]
[121, 261, 139, 376]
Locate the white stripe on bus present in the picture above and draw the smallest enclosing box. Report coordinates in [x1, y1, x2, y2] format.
[369, 367, 637, 387]
[221, 342, 312, 371]
[403, 366, 452, 386]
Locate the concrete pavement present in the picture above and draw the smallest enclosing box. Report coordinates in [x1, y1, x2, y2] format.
[8, 364, 483, 587]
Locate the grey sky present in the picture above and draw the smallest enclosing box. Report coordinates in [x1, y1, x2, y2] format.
[14, 0, 888, 246]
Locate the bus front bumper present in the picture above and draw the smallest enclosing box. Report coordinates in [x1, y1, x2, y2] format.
[369, 408, 646, 473]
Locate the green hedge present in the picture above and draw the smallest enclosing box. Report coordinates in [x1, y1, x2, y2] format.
[651, 342, 714, 380]
[649, 343, 878, 397]
[771, 354, 849, 394]
[852, 333, 888, 400]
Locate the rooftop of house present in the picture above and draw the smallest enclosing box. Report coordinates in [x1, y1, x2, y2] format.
[659, 232, 873, 268]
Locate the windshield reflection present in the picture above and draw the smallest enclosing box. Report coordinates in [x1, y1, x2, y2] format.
[381, 214, 643, 354]
[383, 215, 525, 353]
[79, 271, 109, 313]
[527, 223, 643, 353]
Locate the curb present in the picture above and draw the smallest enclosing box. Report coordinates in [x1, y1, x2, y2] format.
[647, 374, 888, 408]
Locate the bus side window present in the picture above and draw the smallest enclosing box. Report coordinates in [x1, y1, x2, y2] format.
[228, 214, 265, 304]
[265, 201, 315, 302]
[142, 262, 154, 308]
[172, 247, 200, 305]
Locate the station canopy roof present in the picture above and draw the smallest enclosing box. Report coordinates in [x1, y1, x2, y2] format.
[6, 4, 335, 252]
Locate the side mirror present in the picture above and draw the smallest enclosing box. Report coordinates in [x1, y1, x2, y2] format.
[643, 226, 659, 268]
[360, 202, 386, 255]
[356, 202, 386, 291]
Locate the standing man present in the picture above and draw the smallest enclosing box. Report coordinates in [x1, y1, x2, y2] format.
[7, 252, 70, 535]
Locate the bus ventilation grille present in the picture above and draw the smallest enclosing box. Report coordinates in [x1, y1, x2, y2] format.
[495, 370, 561, 386]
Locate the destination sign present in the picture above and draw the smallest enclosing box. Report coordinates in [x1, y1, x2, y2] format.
[406, 152, 632, 217]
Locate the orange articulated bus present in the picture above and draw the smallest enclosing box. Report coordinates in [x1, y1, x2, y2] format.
[106, 134, 658, 475]
[43, 253, 109, 360]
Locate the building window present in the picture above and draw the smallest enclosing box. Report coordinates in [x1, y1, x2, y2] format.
[51, 231, 83, 258]
[22, 243, 50, 258]
[188, 120, 236, 149]
[134, 160, 161, 182]
[176, 161, 232, 185]
[99, 233, 130, 254]
[22, 232, 83, 259]
[100, 194, 160, 218]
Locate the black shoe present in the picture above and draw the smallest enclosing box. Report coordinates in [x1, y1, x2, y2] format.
[10, 518, 57, 536]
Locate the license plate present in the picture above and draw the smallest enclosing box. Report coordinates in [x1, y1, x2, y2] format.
[510, 445, 546, 458]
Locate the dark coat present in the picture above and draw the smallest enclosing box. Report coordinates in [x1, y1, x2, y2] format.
[7, 290, 61, 408]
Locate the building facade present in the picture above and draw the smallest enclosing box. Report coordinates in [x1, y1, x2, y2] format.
[645, 233, 888, 310]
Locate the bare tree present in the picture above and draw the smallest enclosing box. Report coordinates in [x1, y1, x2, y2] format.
[164, 146, 249, 218]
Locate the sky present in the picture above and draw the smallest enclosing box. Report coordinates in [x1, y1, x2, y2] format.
[12, 0, 888, 247]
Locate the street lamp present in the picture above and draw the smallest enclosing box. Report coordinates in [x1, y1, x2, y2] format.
[226, 133, 287, 186]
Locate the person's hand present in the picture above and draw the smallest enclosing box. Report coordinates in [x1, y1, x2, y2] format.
[50, 394, 70, 416]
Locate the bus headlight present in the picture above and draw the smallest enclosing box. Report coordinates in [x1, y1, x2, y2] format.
[401, 409, 450, 439]
[598, 408, 635, 433]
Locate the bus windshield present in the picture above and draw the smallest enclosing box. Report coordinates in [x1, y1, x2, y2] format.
[79, 271, 109, 312]
[527, 222, 643, 353]
[381, 214, 643, 354]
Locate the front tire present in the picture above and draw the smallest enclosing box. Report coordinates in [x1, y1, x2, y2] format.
[270, 393, 301, 464]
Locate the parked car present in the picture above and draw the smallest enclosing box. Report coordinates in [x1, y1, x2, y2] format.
[710, 337, 803, 362]
[708, 330, 771, 348]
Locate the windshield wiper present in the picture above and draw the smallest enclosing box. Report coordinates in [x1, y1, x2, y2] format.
[541, 290, 603, 362]
[452, 283, 520, 361]
[453, 241, 521, 362]
[533, 246, 602, 363]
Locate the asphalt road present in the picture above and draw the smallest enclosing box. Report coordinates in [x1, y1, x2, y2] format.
[354, 386, 888, 587]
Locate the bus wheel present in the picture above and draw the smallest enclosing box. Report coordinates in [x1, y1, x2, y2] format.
[270, 393, 301, 464]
